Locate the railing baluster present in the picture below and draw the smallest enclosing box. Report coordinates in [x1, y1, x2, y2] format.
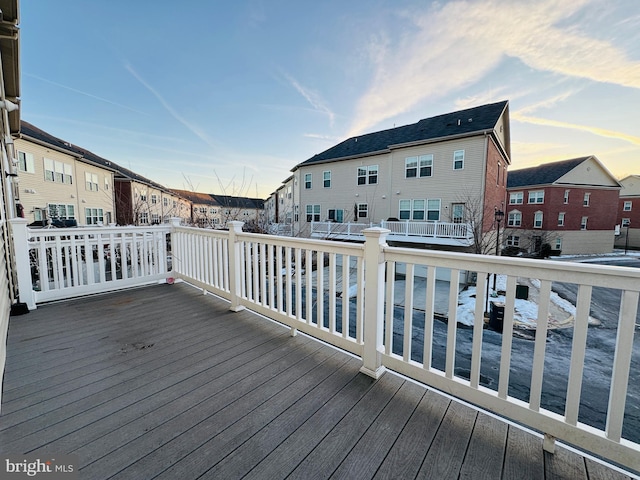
[316, 252, 324, 327]
[530, 280, 552, 411]
[342, 254, 350, 338]
[565, 284, 592, 425]
[384, 261, 395, 355]
[295, 247, 302, 320]
[606, 290, 639, 442]
[498, 276, 517, 399]
[276, 245, 284, 313]
[285, 246, 292, 316]
[328, 252, 336, 332]
[445, 269, 460, 379]
[423, 266, 436, 370]
[470, 272, 487, 389]
[403, 263, 415, 362]
[305, 249, 312, 323]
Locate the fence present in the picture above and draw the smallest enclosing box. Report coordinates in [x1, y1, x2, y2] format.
[10, 218, 640, 472]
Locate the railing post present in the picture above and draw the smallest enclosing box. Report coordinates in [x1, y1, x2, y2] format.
[9, 218, 36, 310]
[228, 221, 245, 312]
[360, 227, 390, 379]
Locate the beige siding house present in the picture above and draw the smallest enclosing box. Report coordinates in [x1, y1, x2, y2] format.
[292, 101, 511, 251]
[16, 122, 116, 226]
[616, 175, 640, 250]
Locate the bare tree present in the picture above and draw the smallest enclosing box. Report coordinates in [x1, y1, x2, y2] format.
[454, 187, 500, 255]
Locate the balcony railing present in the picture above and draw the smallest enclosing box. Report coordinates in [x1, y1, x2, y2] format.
[8, 218, 640, 473]
[310, 220, 474, 246]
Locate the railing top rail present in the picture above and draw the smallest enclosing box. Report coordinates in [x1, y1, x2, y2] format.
[26, 225, 172, 236]
[385, 245, 640, 290]
[238, 231, 365, 256]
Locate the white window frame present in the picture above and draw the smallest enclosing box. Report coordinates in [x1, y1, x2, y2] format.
[583, 192, 590, 206]
[506, 235, 520, 247]
[555, 238, 563, 250]
[151, 194, 158, 205]
[163, 197, 169, 207]
[357, 203, 368, 218]
[44, 158, 73, 184]
[151, 213, 160, 224]
[405, 155, 433, 178]
[306, 204, 320, 222]
[18, 151, 35, 173]
[85, 172, 99, 192]
[323, 171, 331, 188]
[528, 190, 544, 204]
[581, 216, 588, 230]
[623, 201, 632, 211]
[48, 203, 75, 220]
[509, 192, 523, 205]
[357, 165, 378, 185]
[453, 150, 464, 170]
[427, 199, 441, 221]
[558, 212, 565, 227]
[304, 173, 312, 189]
[412, 199, 425, 220]
[564, 190, 570, 204]
[140, 211, 149, 224]
[399, 199, 411, 220]
[452, 203, 464, 223]
[85, 207, 104, 225]
[508, 210, 521, 227]
[534, 211, 543, 229]
[622, 218, 630, 227]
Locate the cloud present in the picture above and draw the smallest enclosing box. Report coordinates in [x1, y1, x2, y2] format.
[282, 72, 336, 126]
[513, 113, 640, 146]
[124, 63, 219, 150]
[26, 73, 149, 115]
[348, 0, 640, 136]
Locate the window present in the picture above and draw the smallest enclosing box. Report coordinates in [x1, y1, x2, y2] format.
[581, 216, 588, 230]
[163, 197, 169, 207]
[506, 235, 520, 247]
[427, 199, 441, 221]
[18, 151, 35, 173]
[140, 212, 149, 224]
[151, 214, 160, 224]
[357, 203, 368, 218]
[327, 209, 344, 222]
[304, 173, 312, 189]
[452, 203, 464, 223]
[85, 208, 104, 225]
[508, 210, 521, 227]
[583, 192, 590, 206]
[294, 205, 299, 222]
[151, 194, 158, 205]
[44, 158, 73, 184]
[140, 191, 147, 202]
[199, 207, 207, 214]
[48, 204, 75, 220]
[85, 172, 99, 191]
[509, 192, 523, 205]
[357, 165, 378, 185]
[555, 238, 563, 250]
[287, 186, 292, 199]
[528, 190, 544, 204]
[622, 218, 630, 227]
[453, 150, 464, 170]
[399, 200, 411, 220]
[412, 200, 425, 220]
[564, 190, 570, 204]
[405, 155, 433, 178]
[558, 212, 565, 226]
[623, 201, 632, 211]
[173, 200, 177, 208]
[306, 204, 320, 222]
[323, 171, 331, 188]
[534, 211, 543, 228]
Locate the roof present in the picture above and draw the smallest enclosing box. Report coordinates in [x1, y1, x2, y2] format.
[296, 100, 508, 168]
[20, 120, 178, 195]
[171, 190, 264, 209]
[507, 157, 591, 188]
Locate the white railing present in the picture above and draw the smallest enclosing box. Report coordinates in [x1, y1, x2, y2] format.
[9, 219, 640, 472]
[10, 219, 172, 307]
[311, 220, 473, 243]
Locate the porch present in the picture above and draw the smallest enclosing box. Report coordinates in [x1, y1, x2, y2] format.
[0, 283, 631, 479]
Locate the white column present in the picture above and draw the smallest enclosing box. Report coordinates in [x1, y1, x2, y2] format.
[360, 227, 390, 379]
[9, 218, 36, 310]
[228, 221, 245, 312]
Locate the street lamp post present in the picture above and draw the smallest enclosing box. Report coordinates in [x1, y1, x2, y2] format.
[493, 208, 504, 291]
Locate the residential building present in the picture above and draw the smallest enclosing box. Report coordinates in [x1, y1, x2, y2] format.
[171, 190, 265, 230]
[114, 168, 190, 226]
[266, 175, 297, 235]
[16, 122, 116, 226]
[506, 156, 621, 255]
[291, 101, 511, 252]
[615, 174, 640, 250]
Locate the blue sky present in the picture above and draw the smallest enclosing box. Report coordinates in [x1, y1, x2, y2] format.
[20, 0, 640, 198]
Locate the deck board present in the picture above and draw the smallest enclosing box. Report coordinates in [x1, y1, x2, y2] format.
[0, 282, 634, 479]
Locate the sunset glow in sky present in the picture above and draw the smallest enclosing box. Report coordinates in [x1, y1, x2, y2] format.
[21, 0, 640, 197]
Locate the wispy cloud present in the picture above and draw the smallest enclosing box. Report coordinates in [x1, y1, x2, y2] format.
[26, 73, 149, 115]
[124, 63, 218, 150]
[348, 0, 640, 136]
[282, 72, 336, 126]
[513, 113, 640, 146]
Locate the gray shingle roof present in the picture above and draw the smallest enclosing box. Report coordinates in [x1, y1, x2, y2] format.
[297, 100, 508, 168]
[507, 157, 590, 188]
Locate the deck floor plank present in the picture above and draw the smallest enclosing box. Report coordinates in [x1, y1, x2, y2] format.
[0, 283, 634, 480]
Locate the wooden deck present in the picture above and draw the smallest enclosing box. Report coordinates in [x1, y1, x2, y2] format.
[0, 283, 634, 480]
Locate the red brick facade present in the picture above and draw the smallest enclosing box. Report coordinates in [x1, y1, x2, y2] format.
[482, 137, 508, 232]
